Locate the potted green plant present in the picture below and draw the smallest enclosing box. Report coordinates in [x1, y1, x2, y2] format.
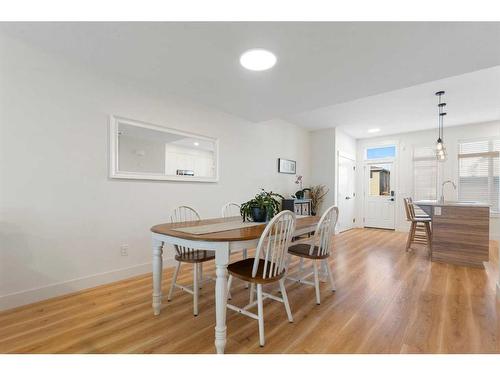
[240, 189, 284, 222]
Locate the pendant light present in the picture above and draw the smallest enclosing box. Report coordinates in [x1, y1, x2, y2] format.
[435, 91, 447, 161]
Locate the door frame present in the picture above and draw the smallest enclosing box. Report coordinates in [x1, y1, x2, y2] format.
[336, 151, 356, 232]
[362, 141, 399, 229]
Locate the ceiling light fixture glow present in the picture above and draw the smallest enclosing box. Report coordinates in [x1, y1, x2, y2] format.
[240, 49, 277, 71]
[368, 128, 381, 133]
[193, 142, 200, 146]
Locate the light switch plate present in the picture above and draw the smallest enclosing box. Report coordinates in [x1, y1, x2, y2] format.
[434, 207, 442, 216]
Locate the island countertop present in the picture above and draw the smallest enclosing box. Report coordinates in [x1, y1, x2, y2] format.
[414, 200, 490, 208]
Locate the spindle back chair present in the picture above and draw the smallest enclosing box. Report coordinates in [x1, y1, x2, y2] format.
[170, 205, 200, 223]
[167, 205, 214, 316]
[286, 205, 339, 305]
[226, 210, 296, 347]
[252, 210, 296, 280]
[221, 202, 241, 218]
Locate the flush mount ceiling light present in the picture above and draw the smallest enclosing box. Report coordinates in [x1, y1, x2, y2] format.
[368, 128, 381, 133]
[240, 49, 277, 71]
[193, 142, 200, 146]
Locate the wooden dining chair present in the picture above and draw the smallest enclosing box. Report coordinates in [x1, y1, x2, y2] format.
[226, 210, 296, 347]
[167, 206, 214, 316]
[286, 205, 338, 305]
[403, 198, 432, 256]
[221, 202, 248, 263]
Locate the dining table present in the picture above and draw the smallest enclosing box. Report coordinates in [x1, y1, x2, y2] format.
[150, 214, 320, 354]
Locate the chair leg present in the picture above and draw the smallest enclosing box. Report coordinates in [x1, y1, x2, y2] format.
[410, 223, 417, 243]
[405, 222, 415, 252]
[167, 261, 181, 302]
[242, 249, 249, 289]
[257, 284, 265, 347]
[321, 260, 328, 282]
[324, 259, 336, 292]
[279, 279, 293, 322]
[313, 261, 321, 305]
[299, 257, 305, 275]
[249, 283, 255, 304]
[227, 275, 233, 300]
[199, 263, 203, 289]
[193, 263, 199, 316]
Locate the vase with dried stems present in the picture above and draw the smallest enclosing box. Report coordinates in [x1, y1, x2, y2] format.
[309, 184, 329, 216]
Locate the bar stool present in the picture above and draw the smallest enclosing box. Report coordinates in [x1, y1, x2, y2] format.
[403, 198, 432, 257]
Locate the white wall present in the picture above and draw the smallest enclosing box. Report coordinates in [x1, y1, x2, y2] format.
[0, 34, 311, 310]
[309, 127, 357, 213]
[355, 121, 500, 239]
[309, 128, 335, 213]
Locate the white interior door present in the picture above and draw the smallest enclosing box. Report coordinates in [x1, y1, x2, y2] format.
[364, 162, 396, 229]
[337, 156, 356, 232]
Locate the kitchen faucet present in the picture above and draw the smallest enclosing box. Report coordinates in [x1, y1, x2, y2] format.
[440, 180, 457, 204]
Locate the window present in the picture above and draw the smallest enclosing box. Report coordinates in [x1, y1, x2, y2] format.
[369, 163, 392, 196]
[413, 147, 438, 200]
[458, 138, 499, 214]
[366, 145, 396, 160]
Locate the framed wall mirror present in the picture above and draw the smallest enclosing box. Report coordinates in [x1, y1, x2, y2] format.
[109, 116, 219, 182]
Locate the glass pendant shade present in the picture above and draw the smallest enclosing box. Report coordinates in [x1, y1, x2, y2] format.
[435, 91, 447, 162]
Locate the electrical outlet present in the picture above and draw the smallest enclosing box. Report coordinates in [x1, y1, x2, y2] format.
[120, 244, 129, 256]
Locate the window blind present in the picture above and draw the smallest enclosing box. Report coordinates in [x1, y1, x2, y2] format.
[413, 147, 438, 201]
[458, 138, 499, 214]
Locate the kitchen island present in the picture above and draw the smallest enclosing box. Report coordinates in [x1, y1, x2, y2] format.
[414, 200, 490, 268]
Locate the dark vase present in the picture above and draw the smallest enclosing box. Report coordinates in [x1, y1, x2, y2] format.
[251, 207, 267, 222]
[295, 190, 304, 199]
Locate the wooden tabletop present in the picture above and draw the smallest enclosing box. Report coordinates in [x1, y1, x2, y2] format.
[151, 215, 320, 242]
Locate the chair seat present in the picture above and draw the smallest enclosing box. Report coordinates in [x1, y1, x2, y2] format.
[288, 243, 329, 259]
[228, 258, 284, 284]
[175, 250, 215, 263]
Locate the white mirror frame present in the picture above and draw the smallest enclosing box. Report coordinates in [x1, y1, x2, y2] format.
[109, 115, 219, 182]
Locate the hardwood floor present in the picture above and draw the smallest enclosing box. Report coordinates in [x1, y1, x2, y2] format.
[1, 228, 499, 353]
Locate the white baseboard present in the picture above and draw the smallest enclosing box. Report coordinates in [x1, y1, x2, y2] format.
[0, 258, 176, 312]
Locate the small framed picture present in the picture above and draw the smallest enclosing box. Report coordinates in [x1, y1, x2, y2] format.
[278, 158, 296, 174]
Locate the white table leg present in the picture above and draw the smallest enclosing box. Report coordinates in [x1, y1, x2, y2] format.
[152, 238, 164, 315]
[214, 242, 230, 354]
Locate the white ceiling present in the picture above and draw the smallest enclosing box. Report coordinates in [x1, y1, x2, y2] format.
[1, 22, 500, 134]
[287, 65, 500, 138]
